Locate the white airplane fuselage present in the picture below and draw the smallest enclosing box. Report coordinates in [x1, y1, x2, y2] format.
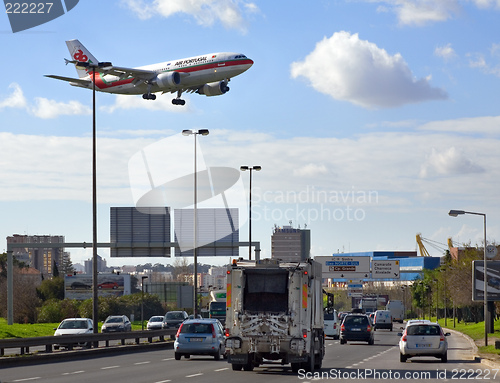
[73, 52, 253, 95]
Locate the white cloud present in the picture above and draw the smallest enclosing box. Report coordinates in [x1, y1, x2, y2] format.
[101, 94, 192, 113]
[121, 0, 259, 32]
[293, 163, 328, 178]
[435, 43, 457, 61]
[0, 83, 27, 109]
[419, 147, 484, 178]
[31, 98, 91, 119]
[418, 115, 500, 135]
[467, 43, 500, 77]
[290, 31, 448, 108]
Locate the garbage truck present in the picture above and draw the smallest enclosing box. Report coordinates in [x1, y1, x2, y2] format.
[224, 258, 324, 372]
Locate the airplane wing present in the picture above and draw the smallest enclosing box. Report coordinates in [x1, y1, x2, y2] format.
[44, 74, 92, 87]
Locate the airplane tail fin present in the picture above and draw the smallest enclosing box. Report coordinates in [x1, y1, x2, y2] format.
[65, 39, 99, 79]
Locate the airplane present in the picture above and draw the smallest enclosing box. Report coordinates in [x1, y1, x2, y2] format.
[46, 39, 254, 105]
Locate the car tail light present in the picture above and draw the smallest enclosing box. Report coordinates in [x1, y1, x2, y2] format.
[211, 324, 216, 338]
[340, 324, 345, 331]
[402, 332, 407, 342]
[440, 330, 445, 341]
[367, 324, 371, 332]
[333, 323, 337, 329]
[302, 329, 307, 338]
[225, 328, 230, 337]
[176, 323, 183, 338]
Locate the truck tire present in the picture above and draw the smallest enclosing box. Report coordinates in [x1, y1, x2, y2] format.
[291, 363, 300, 373]
[243, 362, 254, 371]
[232, 363, 243, 371]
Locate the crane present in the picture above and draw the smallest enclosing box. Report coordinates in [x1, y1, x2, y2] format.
[416, 233, 448, 257]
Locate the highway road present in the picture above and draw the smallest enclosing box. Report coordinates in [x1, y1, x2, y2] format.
[1, 329, 497, 383]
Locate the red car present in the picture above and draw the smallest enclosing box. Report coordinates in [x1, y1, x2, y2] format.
[98, 281, 119, 289]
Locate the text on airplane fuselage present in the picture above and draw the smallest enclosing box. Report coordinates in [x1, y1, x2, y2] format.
[174, 56, 209, 66]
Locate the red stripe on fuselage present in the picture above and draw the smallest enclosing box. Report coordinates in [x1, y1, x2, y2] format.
[89, 59, 253, 90]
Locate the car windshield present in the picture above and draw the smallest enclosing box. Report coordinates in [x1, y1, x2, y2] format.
[106, 317, 123, 323]
[60, 320, 88, 329]
[167, 312, 185, 320]
[150, 317, 162, 322]
[407, 325, 441, 336]
[180, 323, 213, 334]
[344, 316, 368, 326]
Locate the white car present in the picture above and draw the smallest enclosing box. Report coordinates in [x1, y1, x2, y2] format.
[324, 309, 339, 339]
[399, 322, 450, 363]
[54, 318, 93, 349]
[147, 315, 164, 330]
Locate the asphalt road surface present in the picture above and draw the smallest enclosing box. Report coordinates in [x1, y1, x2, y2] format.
[1, 328, 497, 383]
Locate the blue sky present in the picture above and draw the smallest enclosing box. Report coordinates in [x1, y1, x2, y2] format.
[1, 0, 500, 267]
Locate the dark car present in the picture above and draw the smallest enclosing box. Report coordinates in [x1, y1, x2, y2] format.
[101, 315, 132, 332]
[163, 311, 189, 329]
[340, 314, 374, 345]
[70, 281, 91, 290]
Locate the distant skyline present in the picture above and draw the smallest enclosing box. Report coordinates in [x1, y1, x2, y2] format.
[1, 1, 499, 268]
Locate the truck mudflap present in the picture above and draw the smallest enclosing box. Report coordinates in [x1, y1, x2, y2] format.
[228, 353, 248, 364]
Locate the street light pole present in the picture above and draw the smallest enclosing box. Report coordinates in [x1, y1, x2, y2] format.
[141, 276, 148, 330]
[74, 60, 112, 335]
[240, 166, 261, 260]
[448, 209, 488, 346]
[182, 129, 209, 317]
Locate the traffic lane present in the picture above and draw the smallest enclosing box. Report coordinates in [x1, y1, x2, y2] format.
[0, 348, 234, 383]
[0, 331, 395, 383]
[310, 328, 495, 382]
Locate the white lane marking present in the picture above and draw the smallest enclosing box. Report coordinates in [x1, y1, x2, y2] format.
[134, 361, 151, 365]
[62, 371, 85, 375]
[162, 358, 175, 361]
[155, 380, 171, 383]
[186, 373, 204, 378]
[12, 379, 41, 382]
[214, 367, 229, 371]
[101, 365, 120, 370]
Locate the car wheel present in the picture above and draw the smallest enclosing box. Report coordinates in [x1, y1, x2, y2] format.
[174, 352, 181, 360]
[368, 338, 374, 345]
[441, 353, 447, 363]
[340, 338, 346, 344]
[214, 347, 221, 360]
[400, 353, 407, 363]
[291, 362, 300, 373]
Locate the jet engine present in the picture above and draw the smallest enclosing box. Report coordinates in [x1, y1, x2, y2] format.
[154, 72, 181, 88]
[198, 81, 230, 97]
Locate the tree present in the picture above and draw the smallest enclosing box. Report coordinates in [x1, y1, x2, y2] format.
[37, 276, 65, 301]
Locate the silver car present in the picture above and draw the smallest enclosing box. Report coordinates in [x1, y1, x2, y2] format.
[101, 315, 132, 333]
[399, 322, 450, 362]
[174, 318, 226, 360]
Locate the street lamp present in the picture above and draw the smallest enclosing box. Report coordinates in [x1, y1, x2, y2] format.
[74, 60, 112, 335]
[182, 129, 209, 317]
[448, 209, 488, 346]
[141, 275, 148, 330]
[240, 166, 261, 260]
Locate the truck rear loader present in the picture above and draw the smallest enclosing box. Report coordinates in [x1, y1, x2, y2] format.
[224, 258, 324, 372]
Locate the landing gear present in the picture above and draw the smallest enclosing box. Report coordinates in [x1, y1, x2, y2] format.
[172, 98, 185, 105]
[142, 93, 156, 100]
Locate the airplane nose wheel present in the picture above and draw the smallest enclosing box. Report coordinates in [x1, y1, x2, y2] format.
[172, 99, 185, 105]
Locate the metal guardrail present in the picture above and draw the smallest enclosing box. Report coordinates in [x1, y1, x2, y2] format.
[0, 329, 177, 356]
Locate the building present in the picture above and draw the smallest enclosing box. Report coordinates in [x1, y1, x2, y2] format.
[84, 254, 108, 275]
[6, 234, 65, 278]
[271, 225, 311, 263]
